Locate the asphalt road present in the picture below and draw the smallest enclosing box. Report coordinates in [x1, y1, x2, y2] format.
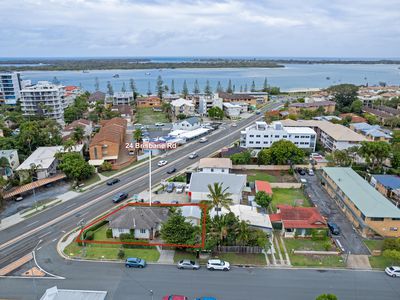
[0, 102, 282, 269]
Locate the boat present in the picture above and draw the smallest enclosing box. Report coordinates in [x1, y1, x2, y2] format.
[82, 70, 89, 73]
[145, 72, 151, 76]
[113, 74, 119, 78]
[326, 76, 330, 80]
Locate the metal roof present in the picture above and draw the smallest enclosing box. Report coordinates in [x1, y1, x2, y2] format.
[372, 175, 400, 190]
[323, 167, 400, 218]
[189, 173, 246, 195]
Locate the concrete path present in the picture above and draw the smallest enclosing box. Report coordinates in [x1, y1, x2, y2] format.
[346, 254, 372, 270]
[156, 246, 175, 264]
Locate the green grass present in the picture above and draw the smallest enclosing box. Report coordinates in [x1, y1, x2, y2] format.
[212, 253, 266, 266]
[363, 239, 383, 252]
[173, 250, 198, 263]
[136, 107, 169, 125]
[92, 225, 113, 241]
[80, 174, 101, 187]
[284, 238, 333, 252]
[271, 188, 310, 212]
[247, 171, 277, 182]
[369, 255, 398, 270]
[101, 158, 145, 177]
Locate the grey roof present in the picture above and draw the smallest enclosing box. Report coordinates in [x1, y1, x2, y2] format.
[181, 116, 200, 125]
[189, 172, 247, 195]
[40, 286, 107, 300]
[180, 206, 202, 219]
[106, 207, 169, 230]
[322, 167, 400, 218]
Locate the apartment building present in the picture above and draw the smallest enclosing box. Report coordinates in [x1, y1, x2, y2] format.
[321, 167, 400, 238]
[198, 94, 222, 115]
[240, 121, 317, 151]
[280, 119, 366, 151]
[20, 81, 66, 124]
[0, 72, 21, 105]
[0, 149, 19, 178]
[170, 98, 195, 117]
[223, 102, 242, 118]
[136, 96, 161, 108]
[218, 92, 257, 106]
[109, 92, 133, 105]
[362, 105, 400, 124]
[288, 100, 336, 115]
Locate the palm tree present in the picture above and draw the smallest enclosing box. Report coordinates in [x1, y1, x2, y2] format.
[236, 220, 250, 246]
[63, 139, 75, 152]
[207, 182, 232, 217]
[72, 126, 85, 144]
[133, 128, 142, 142]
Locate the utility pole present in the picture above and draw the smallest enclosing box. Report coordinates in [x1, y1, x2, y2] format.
[149, 150, 152, 206]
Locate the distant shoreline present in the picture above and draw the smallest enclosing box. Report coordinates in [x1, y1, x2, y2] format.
[1, 58, 400, 72]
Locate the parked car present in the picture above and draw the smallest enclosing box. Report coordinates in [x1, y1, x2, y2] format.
[162, 296, 188, 300]
[155, 122, 164, 126]
[255, 110, 261, 115]
[125, 257, 146, 268]
[175, 185, 184, 193]
[152, 201, 161, 204]
[158, 160, 168, 167]
[188, 152, 198, 159]
[308, 169, 314, 176]
[327, 221, 340, 235]
[231, 123, 237, 127]
[177, 259, 200, 270]
[166, 183, 175, 193]
[297, 168, 306, 175]
[106, 178, 120, 186]
[184, 184, 190, 193]
[206, 259, 230, 271]
[171, 200, 179, 204]
[385, 266, 400, 277]
[199, 137, 208, 143]
[112, 192, 128, 203]
[167, 167, 177, 174]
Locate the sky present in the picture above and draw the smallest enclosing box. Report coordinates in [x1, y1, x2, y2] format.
[0, 0, 399, 58]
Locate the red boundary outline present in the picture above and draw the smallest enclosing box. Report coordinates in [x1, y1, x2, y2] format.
[76, 202, 207, 248]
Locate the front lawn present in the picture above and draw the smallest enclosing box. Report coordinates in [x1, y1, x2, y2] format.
[363, 239, 383, 252]
[363, 239, 400, 269]
[284, 238, 335, 252]
[271, 188, 310, 212]
[212, 253, 266, 266]
[136, 107, 169, 125]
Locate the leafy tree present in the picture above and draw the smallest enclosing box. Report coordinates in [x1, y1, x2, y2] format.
[57, 152, 95, 183]
[358, 141, 391, 170]
[316, 294, 338, 300]
[193, 79, 200, 94]
[391, 149, 400, 169]
[100, 161, 112, 172]
[182, 80, 188, 98]
[72, 126, 85, 144]
[328, 84, 359, 111]
[133, 128, 142, 142]
[156, 75, 164, 99]
[230, 150, 251, 165]
[350, 99, 363, 113]
[204, 80, 212, 96]
[258, 140, 304, 165]
[268, 86, 280, 95]
[257, 148, 273, 165]
[177, 113, 186, 120]
[170, 79, 175, 95]
[160, 210, 196, 245]
[226, 79, 233, 93]
[207, 182, 233, 216]
[236, 220, 250, 246]
[382, 238, 400, 251]
[255, 191, 272, 209]
[385, 116, 400, 128]
[383, 249, 400, 263]
[251, 80, 256, 92]
[208, 106, 224, 120]
[363, 113, 379, 125]
[328, 150, 352, 167]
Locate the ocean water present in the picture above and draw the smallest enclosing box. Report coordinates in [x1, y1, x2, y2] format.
[17, 63, 400, 94]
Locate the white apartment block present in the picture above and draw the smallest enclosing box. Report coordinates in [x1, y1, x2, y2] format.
[240, 121, 317, 151]
[170, 98, 195, 117]
[223, 102, 242, 118]
[110, 92, 133, 105]
[0, 72, 21, 105]
[198, 94, 222, 115]
[0, 149, 20, 170]
[20, 81, 66, 124]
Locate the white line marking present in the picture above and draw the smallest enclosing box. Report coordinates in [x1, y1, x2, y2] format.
[38, 232, 51, 239]
[66, 203, 75, 209]
[32, 251, 65, 279]
[52, 238, 57, 242]
[36, 247, 42, 251]
[26, 220, 39, 227]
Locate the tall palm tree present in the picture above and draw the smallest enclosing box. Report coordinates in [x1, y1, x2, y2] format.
[207, 182, 232, 217]
[72, 126, 85, 144]
[236, 220, 250, 246]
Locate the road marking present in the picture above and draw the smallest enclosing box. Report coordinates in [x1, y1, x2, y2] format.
[36, 247, 42, 251]
[52, 238, 58, 242]
[26, 220, 39, 227]
[66, 203, 75, 209]
[0, 103, 281, 252]
[38, 232, 51, 239]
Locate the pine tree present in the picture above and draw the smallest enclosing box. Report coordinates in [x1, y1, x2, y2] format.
[156, 75, 164, 99]
[204, 80, 212, 96]
[147, 81, 152, 96]
[182, 80, 189, 98]
[171, 79, 176, 95]
[232, 84, 236, 93]
[263, 77, 268, 92]
[251, 80, 256, 92]
[216, 81, 223, 93]
[240, 85, 243, 92]
[52, 76, 60, 85]
[193, 79, 200, 94]
[121, 82, 126, 92]
[226, 79, 232, 93]
[94, 77, 100, 91]
[107, 81, 114, 95]
[244, 83, 248, 92]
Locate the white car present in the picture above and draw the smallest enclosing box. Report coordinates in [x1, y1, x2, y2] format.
[231, 123, 237, 127]
[188, 152, 198, 159]
[155, 122, 164, 127]
[157, 160, 168, 167]
[207, 259, 230, 271]
[308, 169, 314, 176]
[385, 266, 400, 277]
[175, 185, 184, 194]
[199, 137, 208, 143]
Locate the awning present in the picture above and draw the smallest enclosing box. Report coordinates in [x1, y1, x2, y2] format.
[3, 173, 67, 199]
[89, 159, 105, 166]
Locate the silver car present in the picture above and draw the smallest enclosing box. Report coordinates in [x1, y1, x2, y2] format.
[177, 259, 200, 270]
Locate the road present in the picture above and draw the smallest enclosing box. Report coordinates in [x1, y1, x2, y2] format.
[0, 102, 282, 270]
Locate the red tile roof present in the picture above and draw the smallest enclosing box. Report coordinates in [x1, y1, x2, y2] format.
[255, 180, 273, 195]
[64, 85, 79, 92]
[269, 205, 326, 229]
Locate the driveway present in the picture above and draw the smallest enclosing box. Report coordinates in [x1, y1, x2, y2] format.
[302, 171, 370, 255]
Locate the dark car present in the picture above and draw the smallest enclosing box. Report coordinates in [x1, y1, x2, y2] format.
[167, 167, 177, 174]
[112, 192, 129, 203]
[327, 221, 340, 235]
[125, 257, 146, 268]
[152, 201, 161, 204]
[166, 183, 175, 193]
[297, 168, 306, 176]
[106, 178, 120, 186]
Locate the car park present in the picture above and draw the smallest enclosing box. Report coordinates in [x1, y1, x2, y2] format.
[177, 259, 200, 270]
[167, 167, 177, 174]
[297, 168, 306, 175]
[175, 185, 184, 193]
[166, 183, 175, 193]
[327, 221, 340, 235]
[162, 296, 188, 300]
[385, 266, 400, 277]
[125, 257, 146, 268]
[112, 192, 128, 203]
[188, 152, 198, 159]
[158, 160, 168, 167]
[206, 259, 230, 271]
[106, 178, 120, 186]
[199, 137, 208, 143]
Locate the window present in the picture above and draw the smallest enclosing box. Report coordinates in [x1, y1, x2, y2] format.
[264, 135, 269, 138]
[274, 135, 279, 138]
[256, 135, 261, 138]
[211, 168, 214, 172]
[295, 135, 299, 138]
[392, 218, 400, 221]
[256, 141, 260, 144]
[283, 135, 287, 138]
[249, 135, 254, 137]
[390, 227, 398, 231]
[249, 141, 254, 144]
[370, 217, 384, 221]
[140, 229, 146, 234]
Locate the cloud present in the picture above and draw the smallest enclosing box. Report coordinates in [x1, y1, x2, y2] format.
[0, 0, 399, 57]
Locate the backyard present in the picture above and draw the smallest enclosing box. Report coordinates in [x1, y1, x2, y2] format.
[136, 107, 169, 125]
[233, 169, 297, 183]
[271, 188, 311, 212]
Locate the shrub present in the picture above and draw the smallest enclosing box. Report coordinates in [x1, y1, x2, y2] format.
[119, 233, 134, 242]
[383, 238, 400, 251]
[85, 230, 94, 240]
[106, 228, 113, 238]
[99, 161, 112, 172]
[311, 228, 328, 241]
[323, 240, 332, 251]
[117, 249, 125, 259]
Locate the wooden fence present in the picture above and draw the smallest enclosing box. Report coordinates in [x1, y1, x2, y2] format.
[214, 245, 263, 254]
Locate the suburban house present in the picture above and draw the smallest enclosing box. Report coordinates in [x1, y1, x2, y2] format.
[370, 175, 400, 207]
[240, 121, 317, 151]
[89, 117, 127, 166]
[0, 149, 19, 178]
[321, 167, 400, 238]
[180, 205, 202, 226]
[88, 91, 106, 104]
[111, 104, 133, 122]
[136, 96, 161, 108]
[109, 92, 133, 105]
[62, 119, 93, 142]
[106, 206, 169, 239]
[16, 145, 83, 181]
[197, 157, 232, 174]
[339, 113, 367, 123]
[198, 94, 223, 116]
[63, 85, 83, 106]
[280, 119, 366, 151]
[350, 122, 392, 142]
[188, 172, 247, 203]
[288, 100, 336, 115]
[270, 204, 327, 238]
[223, 102, 242, 118]
[255, 180, 273, 196]
[172, 117, 201, 131]
[170, 98, 195, 118]
[218, 92, 257, 106]
[210, 204, 272, 233]
[362, 105, 400, 124]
